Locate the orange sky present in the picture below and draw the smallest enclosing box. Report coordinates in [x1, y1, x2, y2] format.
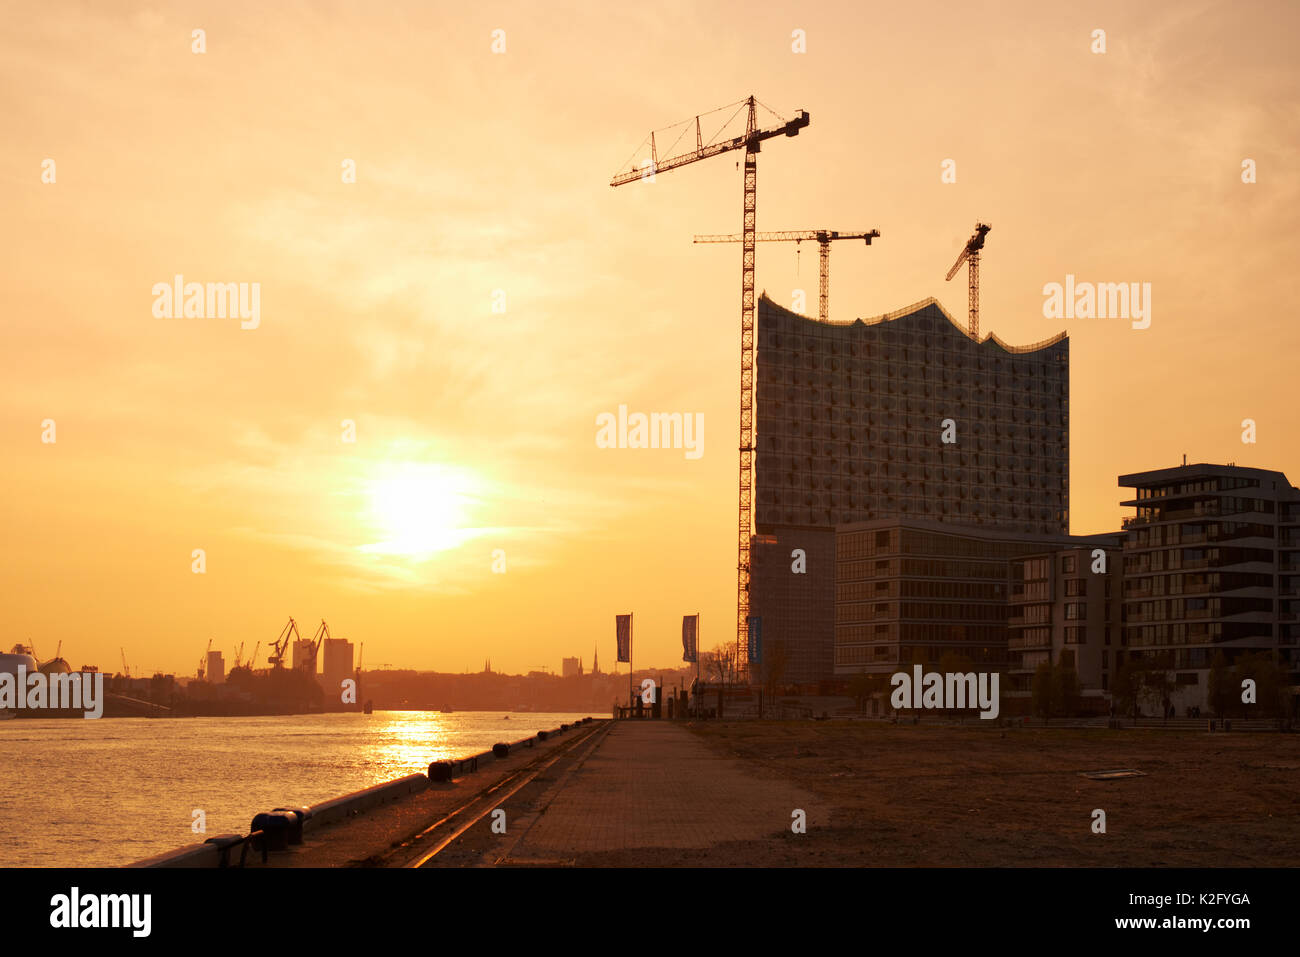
[3, 1, 1298, 676]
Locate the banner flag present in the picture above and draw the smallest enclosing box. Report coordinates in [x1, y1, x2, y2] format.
[682, 615, 698, 663]
[616, 614, 631, 662]
[747, 616, 762, 664]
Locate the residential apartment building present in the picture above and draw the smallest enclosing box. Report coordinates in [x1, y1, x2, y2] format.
[1008, 540, 1123, 709]
[1118, 463, 1300, 711]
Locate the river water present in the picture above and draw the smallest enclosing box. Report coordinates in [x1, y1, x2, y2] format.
[1, 710, 597, 867]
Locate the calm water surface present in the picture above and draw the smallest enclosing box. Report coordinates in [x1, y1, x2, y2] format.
[1, 710, 596, 867]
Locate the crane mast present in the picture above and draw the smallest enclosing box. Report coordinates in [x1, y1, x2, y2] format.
[611, 96, 809, 664]
[945, 222, 991, 338]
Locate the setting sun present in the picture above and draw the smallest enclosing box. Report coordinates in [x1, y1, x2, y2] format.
[361, 463, 483, 559]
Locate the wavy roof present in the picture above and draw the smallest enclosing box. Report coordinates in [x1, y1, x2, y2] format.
[758, 293, 1067, 355]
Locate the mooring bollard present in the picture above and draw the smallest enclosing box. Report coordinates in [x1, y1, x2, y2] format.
[271, 806, 311, 845]
[250, 811, 294, 853]
[537, 730, 548, 741]
[493, 742, 510, 758]
[429, 760, 454, 782]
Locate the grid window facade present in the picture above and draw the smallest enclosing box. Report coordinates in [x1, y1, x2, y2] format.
[755, 296, 1069, 537]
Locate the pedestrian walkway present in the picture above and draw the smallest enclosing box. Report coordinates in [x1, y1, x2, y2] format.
[502, 720, 821, 861]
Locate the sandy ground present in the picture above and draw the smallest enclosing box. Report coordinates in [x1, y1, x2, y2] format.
[663, 721, 1300, 867]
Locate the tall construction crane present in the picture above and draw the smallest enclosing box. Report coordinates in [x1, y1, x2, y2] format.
[611, 95, 810, 662]
[232, 642, 245, 669]
[120, 647, 129, 678]
[249, 641, 260, 672]
[693, 229, 880, 321]
[267, 617, 300, 670]
[301, 619, 330, 676]
[945, 222, 992, 338]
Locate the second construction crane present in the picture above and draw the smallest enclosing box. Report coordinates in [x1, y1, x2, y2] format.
[267, 617, 300, 669]
[301, 619, 331, 676]
[611, 96, 809, 661]
[693, 228, 880, 322]
[946, 222, 992, 338]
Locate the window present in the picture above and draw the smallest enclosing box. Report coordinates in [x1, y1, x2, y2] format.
[876, 531, 890, 548]
[1065, 602, 1087, 621]
[1065, 579, 1085, 597]
[1061, 555, 1077, 574]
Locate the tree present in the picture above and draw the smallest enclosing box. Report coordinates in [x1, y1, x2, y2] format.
[1113, 657, 1144, 724]
[1031, 660, 1056, 720]
[702, 641, 742, 688]
[1207, 651, 1232, 718]
[1053, 663, 1081, 718]
[701, 641, 743, 717]
[1139, 660, 1172, 722]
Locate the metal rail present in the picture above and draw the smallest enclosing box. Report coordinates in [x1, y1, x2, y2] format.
[391, 722, 611, 868]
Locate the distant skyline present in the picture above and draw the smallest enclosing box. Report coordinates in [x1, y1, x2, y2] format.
[4, 1, 1299, 676]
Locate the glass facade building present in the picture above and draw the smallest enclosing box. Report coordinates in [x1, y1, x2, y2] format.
[751, 294, 1070, 685]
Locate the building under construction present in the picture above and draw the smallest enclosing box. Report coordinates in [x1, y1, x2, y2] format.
[750, 294, 1071, 685]
[611, 99, 1069, 681]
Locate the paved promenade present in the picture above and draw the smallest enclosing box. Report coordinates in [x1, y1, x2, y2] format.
[498, 720, 822, 864]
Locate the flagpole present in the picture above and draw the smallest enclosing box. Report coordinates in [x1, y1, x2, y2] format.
[696, 612, 701, 685]
[696, 613, 701, 718]
[629, 612, 635, 713]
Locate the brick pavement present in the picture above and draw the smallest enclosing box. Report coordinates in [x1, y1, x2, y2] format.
[505, 720, 823, 859]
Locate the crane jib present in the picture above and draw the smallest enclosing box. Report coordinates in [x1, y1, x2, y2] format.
[609, 110, 809, 188]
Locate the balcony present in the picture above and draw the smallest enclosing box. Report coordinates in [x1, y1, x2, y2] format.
[1008, 636, 1051, 651]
